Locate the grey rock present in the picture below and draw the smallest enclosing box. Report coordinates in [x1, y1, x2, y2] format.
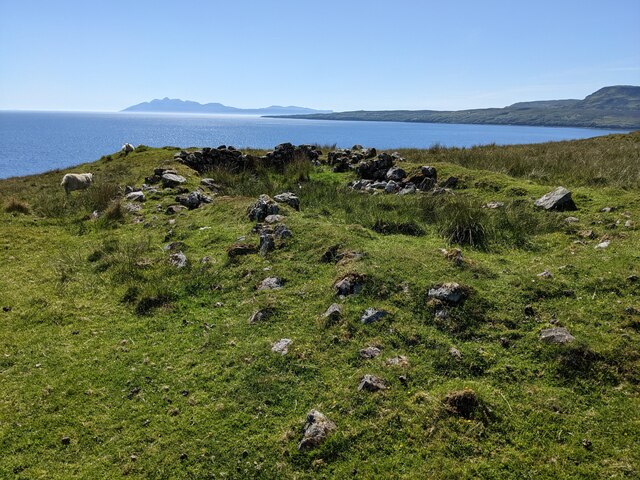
[264, 214, 285, 224]
[200, 178, 221, 191]
[323, 303, 342, 322]
[534, 187, 577, 211]
[564, 216, 580, 223]
[428, 282, 469, 305]
[384, 180, 399, 194]
[298, 410, 336, 450]
[595, 240, 610, 249]
[360, 346, 381, 359]
[371, 181, 388, 189]
[540, 327, 575, 344]
[259, 233, 275, 256]
[274, 192, 300, 211]
[257, 277, 284, 290]
[176, 191, 212, 210]
[483, 201, 504, 209]
[273, 224, 293, 240]
[248, 308, 274, 324]
[125, 191, 145, 202]
[537, 270, 553, 278]
[271, 338, 292, 355]
[360, 307, 389, 324]
[417, 177, 437, 191]
[247, 194, 280, 221]
[162, 173, 187, 188]
[421, 166, 437, 179]
[386, 355, 409, 366]
[398, 184, 417, 195]
[227, 243, 257, 258]
[168, 251, 188, 268]
[386, 166, 407, 182]
[334, 274, 364, 296]
[358, 374, 387, 392]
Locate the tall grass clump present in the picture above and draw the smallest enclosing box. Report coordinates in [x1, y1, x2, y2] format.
[429, 196, 490, 248]
[4, 197, 30, 214]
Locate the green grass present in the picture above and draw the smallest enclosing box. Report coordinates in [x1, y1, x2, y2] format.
[0, 133, 639, 479]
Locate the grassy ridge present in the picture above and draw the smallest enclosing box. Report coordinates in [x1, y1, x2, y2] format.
[1, 134, 639, 478]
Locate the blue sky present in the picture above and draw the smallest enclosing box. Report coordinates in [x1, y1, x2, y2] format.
[0, 0, 639, 112]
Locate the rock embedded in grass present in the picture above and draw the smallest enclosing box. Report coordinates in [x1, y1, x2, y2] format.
[271, 338, 292, 355]
[125, 191, 145, 202]
[534, 186, 577, 211]
[176, 191, 212, 210]
[161, 173, 187, 188]
[427, 282, 469, 306]
[247, 194, 279, 221]
[298, 410, 337, 451]
[323, 303, 342, 322]
[334, 274, 364, 297]
[257, 277, 284, 290]
[360, 346, 381, 359]
[386, 355, 409, 367]
[360, 307, 389, 324]
[168, 252, 188, 268]
[274, 192, 300, 211]
[358, 374, 387, 392]
[227, 243, 257, 258]
[248, 308, 274, 324]
[264, 214, 284, 224]
[595, 240, 610, 249]
[540, 327, 575, 344]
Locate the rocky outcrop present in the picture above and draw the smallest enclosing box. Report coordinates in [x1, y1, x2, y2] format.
[298, 410, 336, 450]
[247, 195, 279, 221]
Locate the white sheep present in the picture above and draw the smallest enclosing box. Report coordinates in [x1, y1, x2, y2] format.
[61, 173, 93, 194]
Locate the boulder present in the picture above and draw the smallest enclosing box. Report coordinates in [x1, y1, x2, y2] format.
[355, 153, 395, 180]
[161, 173, 187, 188]
[257, 277, 284, 290]
[247, 194, 279, 221]
[360, 307, 389, 324]
[168, 252, 188, 268]
[386, 166, 407, 182]
[125, 191, 145, 202]
[274, 192, 300, 211]
[534, 187, 577, 211]
[358, 374, 387, 392]
[427, 283, 469, 305]
[176, 191, 212, 210]
[540, 327, 575, 344]
[273, 224, 292, 240]
[360, 346, 382, 359]
[271, 338, 292, 355]
[259, 233, 275, 256]
[398, 184, 417, 195]
[298, 410, 336, 450]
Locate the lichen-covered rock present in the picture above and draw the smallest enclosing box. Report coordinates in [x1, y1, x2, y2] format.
[168, 251, 187, 268]
[248, 308, 274, 324]
[298, 410, 336, 450]
[271, 338, 292, 355]
[125, 191, 145, 202]
[358, 374, 387, 392]
[176, 191, 212, 210]
[274, 192, 300, 210]
[247, 194, 279, 221]
[360, 346, 382, 359]
[427, 283, 469, 305]
[257, 277, 284, 290]
[535, 187, 577, 211]
[334, 274, 364, 296]
[161, 173, 187, 188]
[323, 303, 342, 322]
[360, 307, 389, 324]
[540, 327, 575, 344]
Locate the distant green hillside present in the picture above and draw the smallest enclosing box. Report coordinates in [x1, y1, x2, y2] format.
[271, 86, 640, 129]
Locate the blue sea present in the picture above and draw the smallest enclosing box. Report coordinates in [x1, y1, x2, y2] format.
[0, 111, 629, 179]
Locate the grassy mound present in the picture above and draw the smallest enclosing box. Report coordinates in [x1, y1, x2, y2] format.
[1, 133, 639, 479]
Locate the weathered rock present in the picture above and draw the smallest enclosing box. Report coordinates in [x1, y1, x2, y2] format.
[227, 243, 257, 258]
[175, 146, 253, 174]
[273, 224, 292, 240]
[257, 277, 284, 290]
[534, 187, 577, 211]
[564, 216, 580, 223]
[384, 180, 399, 194]
[200, 178, 222, 191]
[386, 355, 409, 367]
[421, 166, 437, 179]
[247, 194, 280, 221]
[417, 177, 437, 191]
[168, 252, 188, 268]
[358, 374, 387, 392]
[162, 173, 187, 188]
[360, 307, 389, 324]
[540, 327, 575, 344]
[321, 303, 342, 323]
[263, 143, 321, 170]
[264, 214, 284, 224]
[398, 184, 417, 195]
[271, 338, 292, 355]
[483, 201, 504, 209]
[537, 270, 553, 279]
[259, 233, 275, 256]
[595, 240, 610, 249]
[248, 308, 274, 324]
[355, 153, 395, 180]
[334, 274, 364, 296]
[274, 192, 300, 210]
[176, 191, 212, 210]
[427, 283, 469, 305]
[386, 166, 407, 182]
[360, 346, 381, 359]
[298, 410, 336, 450]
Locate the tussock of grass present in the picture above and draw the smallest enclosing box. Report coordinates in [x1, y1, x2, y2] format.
[3, 197, 30, 214]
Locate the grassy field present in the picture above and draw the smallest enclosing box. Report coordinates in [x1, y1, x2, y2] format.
[1, 133, 639, 479]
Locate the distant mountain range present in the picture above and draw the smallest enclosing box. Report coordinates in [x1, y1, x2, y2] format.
[269, 86, 640, 130]
[121, 98, 332, 115]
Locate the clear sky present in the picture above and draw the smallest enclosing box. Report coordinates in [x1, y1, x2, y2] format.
[0, 0, 639, 112]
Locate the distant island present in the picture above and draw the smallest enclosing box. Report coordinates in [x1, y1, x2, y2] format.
[268, 86, 640, 130]
[121, 98, 332, 115]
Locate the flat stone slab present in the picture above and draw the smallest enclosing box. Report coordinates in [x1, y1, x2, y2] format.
[540, 327, 575, 344]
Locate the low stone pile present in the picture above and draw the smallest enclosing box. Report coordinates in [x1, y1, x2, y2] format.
[174, 146, 253, 174]
[327, 145, 377, 172]
[263, 143, 322, 169]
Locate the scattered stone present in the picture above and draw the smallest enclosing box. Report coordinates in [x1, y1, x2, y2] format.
[355, 153, 395, 180]
[323, 303, 342, 323]
[534, 187, 576, 211]
[248, 308, 274, 324]
[257, 277, 284, 290]
[161, 173, 187, 188]
[624, 220, 635, 228]
[125, 191, 146, 202]
[449, 347, 462, 360]
[398, 184, 417, 195]
[443, 388, 479, 418]
[386, 166, 407, 182]
[595, 240, 610, 249]
[124, 203, 142, 213]
[440, 248, 464, 267]
[600, 207, 614, 213]
[428, 282, 469, 305]
[358, 374, 387, 392]
[165, 205, 185, 215]
[273, 224, 293, 240]
[259, 233, 275, 256]
[360, 307, 389, 324]
[537, 270, 553, 279]
[564, 216, 580, 223]
[247, 194, 279, 221]
[540, 327, 575, 344]
[360, 346, 382, 359]
[176, 191, 212, 210]
[334, 274, 364, 296]
[227, 243, 257, 258]
[272, 338, 292, 355]
[483, 201, 504, 209]
[298, 410, 336, 451]
[386, 355, 409, 367]
[264, 143, 321, 169]
[274, 192, 300, 210]
[264, 214, 285, 224]
[384, 180, 399, 194]
[168, 252, 188, 268]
